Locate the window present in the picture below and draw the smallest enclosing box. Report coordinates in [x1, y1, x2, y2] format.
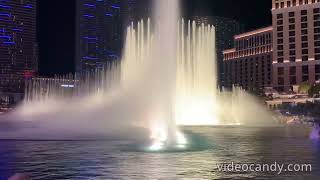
[301, 16, 308, 22]
[278, 39, 284, 44]
[277, 14, 283, 19]
[301, 29, 308, 35]
[278, 32, 284, 37]
[314, 8, 320, 14]
[289, 31, 295, 36]
[290, 57, 296, 62]
[290, 77, 297, 85]
[303, 76, 309, 82]
[278, 51, 284, 56]
[315, 35, 320, 41]
[315, 48, 320, 53]
[289, 12, 295, 17]
[315, 28, 320, 33]
[290, 44, 296, 49]
[287, 1, 291, 7]
[293, 0, 297, 5]
[278, 45, 284, 50]
[290, 50, 296, 56]
[277, 26, 283, 31]
[276, 3, 279, 9]
[316, 54, 320, 60]
[289, 37, 296, 43]
[314, 21, 320, 27]
[305, 0, 309, 4]
[315, 41, 320, 46]
[302, 65, 309, 74]
[302, 49, 309, 54]
[316, 65, 320, 73]
[289, 18, 295, 23]
[278, 77, 285, 85]
[302, 42, 308, 48]
[299, 0, 303, 5]
[278, 67, 284, 75]
[290, 66, 297, 75]
[302, 56, 309, 61]
[278, 57, 284, 63]
[314, 14, 320, 21]
[281, 2, 285, 8]
[301, 23, 308, 29]
[289, 24, 295, 30]
[301, 10, 308, 15]
[277, 20, 283, 25]
[302, 36, 308, 41]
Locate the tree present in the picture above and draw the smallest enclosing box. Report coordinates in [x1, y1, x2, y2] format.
[308, 84, 320, 97]
[298, 82, 312, 94]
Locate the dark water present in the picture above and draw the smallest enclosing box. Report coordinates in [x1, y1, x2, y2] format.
[1, 126, 320, 179]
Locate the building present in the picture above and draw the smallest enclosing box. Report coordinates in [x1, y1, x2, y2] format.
[223, 27, 273, 90]
[192, 16, 243, 86]
[75, 0, 151, 74]
[272, 0, 320, 91]
[75, 0, 122, 73]
[0, 0, 38, 94]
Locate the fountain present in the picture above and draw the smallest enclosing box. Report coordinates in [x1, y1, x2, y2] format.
[0, 0, 274, 151]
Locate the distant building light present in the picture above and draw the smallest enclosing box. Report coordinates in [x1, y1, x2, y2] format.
[111, 5, 120, 9]
[83, 14, 95, 18]
[83, 3, 95, 7]
[0, 4, 11, 8]
[83, 36, 97, 40]
[3, 42, 15, 44]
[0, 13, 11, 17]
[83, 56, 98, 60]
[61, 84, 75, 88]
[23, 5, 33, 9]
[105, 13, 113, 17]
[12, 28, 23, 32]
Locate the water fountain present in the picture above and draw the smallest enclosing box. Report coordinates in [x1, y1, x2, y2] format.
[0, 0, 274, 151]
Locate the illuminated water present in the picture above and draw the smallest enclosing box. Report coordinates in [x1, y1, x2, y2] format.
[1, 127, 319, 179]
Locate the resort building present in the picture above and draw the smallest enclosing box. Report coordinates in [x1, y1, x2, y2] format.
[272, 0, 320, 91]
[223, 27, 273, 90]
[0, 0, 38, 94]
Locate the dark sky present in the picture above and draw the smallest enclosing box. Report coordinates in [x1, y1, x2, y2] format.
[37, 0, 271, 76]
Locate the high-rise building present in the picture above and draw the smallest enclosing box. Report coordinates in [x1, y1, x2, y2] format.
[0, 0, 38, 94]
[75, 0, 151, 73]
[75, 0, 122, 73]
[192, 16, 243, 86]
[223, 27, 273, 90]
[272, 0, 320, 91]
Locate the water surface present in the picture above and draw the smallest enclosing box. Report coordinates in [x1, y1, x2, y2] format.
[1, 126, 320, 179]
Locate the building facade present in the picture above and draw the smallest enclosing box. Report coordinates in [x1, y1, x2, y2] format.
[192, 16, 243, 86]
[75, 0, 151, 73]
[272, 0, 320, 91]
[75, 0, 122, 73]
[223, 27, 273, 90]
[0, 0, 38, 94]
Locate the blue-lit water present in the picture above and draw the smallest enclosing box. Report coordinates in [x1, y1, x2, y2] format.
[1, 126, 320, 179]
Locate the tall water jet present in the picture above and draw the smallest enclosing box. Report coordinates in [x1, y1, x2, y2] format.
[121, 0, 185, 150]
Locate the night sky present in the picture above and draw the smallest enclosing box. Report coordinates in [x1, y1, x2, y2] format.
[37, 0, 271, 76]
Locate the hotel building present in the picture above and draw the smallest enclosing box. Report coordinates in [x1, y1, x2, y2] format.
[272, 0, 320, 91]
[223, 27, 273, 90]
[0, 0, 38, 94]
